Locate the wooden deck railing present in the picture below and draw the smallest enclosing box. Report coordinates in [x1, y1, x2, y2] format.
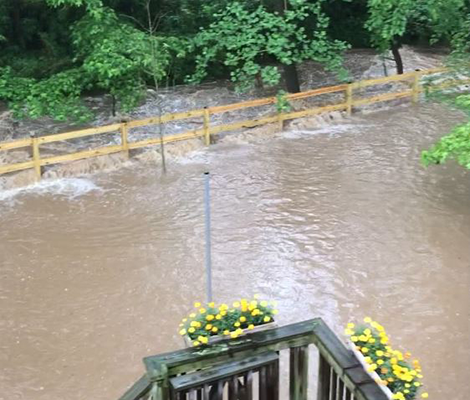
[0, 67, 461, 180]
[118, 318, 389, 400]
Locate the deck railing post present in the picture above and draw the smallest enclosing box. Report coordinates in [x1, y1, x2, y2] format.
[30, 132, 41, 180]
[317, 353, 331, 400]
[203, 107, 211, 146]
[289, 346, 308, 400]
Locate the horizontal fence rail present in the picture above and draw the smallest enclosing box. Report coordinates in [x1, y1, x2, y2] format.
[0, 67, 464, 180]
[118, 318, 389, 400]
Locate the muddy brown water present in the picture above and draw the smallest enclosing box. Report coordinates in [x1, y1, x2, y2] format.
[0, 103, 469, 400]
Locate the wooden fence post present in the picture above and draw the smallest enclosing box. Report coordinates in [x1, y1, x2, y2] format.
[203, 107, 210, 146]
[412, 71, 421, 104]
[120, 121, 129, 159]
[31, 132, 41, 180]
[346, 84, 353, 116]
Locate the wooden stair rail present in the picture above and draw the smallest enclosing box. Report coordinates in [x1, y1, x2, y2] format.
[118, 318, 389, 400]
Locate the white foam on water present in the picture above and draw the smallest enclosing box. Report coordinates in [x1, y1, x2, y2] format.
[282, 123, 372, 139]
[0, 177, 101, 203]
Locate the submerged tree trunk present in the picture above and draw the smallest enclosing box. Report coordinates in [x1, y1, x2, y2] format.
[283, 64, 301, 93]
[391, 43, 404, 75]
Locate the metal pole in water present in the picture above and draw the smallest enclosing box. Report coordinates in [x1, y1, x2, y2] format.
[204, 172, 213, 303]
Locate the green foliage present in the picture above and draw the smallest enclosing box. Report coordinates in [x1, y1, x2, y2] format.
[275, 90, 292, 113]
[189, 0, 349, 92]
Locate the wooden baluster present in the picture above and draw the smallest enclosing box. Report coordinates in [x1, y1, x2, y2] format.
[338, 378, 345, 400]
[317, 354, 331, 400]
[30, 132, 41, 180]
[290, 346, 309, 400]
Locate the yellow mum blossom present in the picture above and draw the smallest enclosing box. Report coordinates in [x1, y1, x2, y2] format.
[193, 341, 200, 347]
[233, 302, 240, 308]
[381, 338, 389, 344]
[391, 358, 398, 365]
[250, 300, 258, 308]
[205, 324, 212, 330]
[361, 347, 369, 354]
[190, 321, 198, 327]
[404, 390, 409, 394]
[199, 308, 206, 314]
[220, 311, 227, 316]
[272, 309, 279, 315]
[264, 316, 271, 323]
[223, 330, 230, 335]
[215, 314, 222, 320]
[260, 300, 268, 307]
[188, 327, 196, 334]
[194, 302, 201, 308]
[359, 335, 367, 341]
[344, 329, 354, 336]
[240, 316, 247, 323]
[421, 393, 429, 398]
[200, 337, 209, 344]
[219, 304, 228, 311]
[189, 313, 196, 318]
[364, 328, 372, 335]
[351, 336, 359, 342]
[248, 324, 255, 330]
[234, 322, 241, 327]
[377, 360, 384, 365]
[364, 356, 372, 364]
[206, 315, 215, 321]
[212, 327, 218, 333]
[368, 338, 376, 344]
[236, 328, 243, 335]
[414, 382, 421, 387]
[179, 329, 187, 336]
[208, 302, 215, 308]
[376, 350, 384, 357]
[418, 374, 423, 378]
[230, 332, 238, 339]
[364, 317, 372, 323]
[182, 318, 187, 322]
[347, 323, 355, 329]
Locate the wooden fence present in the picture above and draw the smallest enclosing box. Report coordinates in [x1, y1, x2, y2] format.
[118, 318, 389, 400]
[0, 67, 457, 180]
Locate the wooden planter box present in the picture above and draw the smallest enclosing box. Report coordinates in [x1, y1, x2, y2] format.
[348, 342, 393, 399]
[184, 322, 277, 348]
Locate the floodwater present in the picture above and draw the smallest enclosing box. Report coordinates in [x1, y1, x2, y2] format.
[0, 103, 469, 400]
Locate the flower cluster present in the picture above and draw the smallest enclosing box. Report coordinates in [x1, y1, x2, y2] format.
[178, 295, 278, 347]
[344, 317, 428, 400]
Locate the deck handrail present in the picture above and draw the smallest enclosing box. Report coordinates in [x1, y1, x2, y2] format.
[119, 318, 389, 400]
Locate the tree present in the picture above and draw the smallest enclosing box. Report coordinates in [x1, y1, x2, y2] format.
[189, 0, 349, 93]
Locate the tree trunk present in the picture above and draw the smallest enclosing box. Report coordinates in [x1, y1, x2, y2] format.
[283, 64, 301, 93]
[391, 43, 404, 75]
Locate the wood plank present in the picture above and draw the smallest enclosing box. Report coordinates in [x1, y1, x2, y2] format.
[316, 354, 331, 400]
[117, 374, 152, 400]
[286, 84, 348, 100]
[245, 370, 253, 400]
[259, 366, 267, 400]
[267, 358, 279, 400]
[228, 375, 239, 400]
[128, 130, 205, 151]
[38, 124, 121, 144]
[281, 103, 347, 122]
[208, 116, 279, 135]
[0, 160, 35, 175]
[338, 378, 345, 400]
[208, 97, 276, 114]
[331, 368, 338, 400]
[39, 144, 123, 166]
[127, 110, 205, 128]
[0, 138, 32, 151]
[352, 90, 412, 107]
[170, 352, 279, 391]
[352, 71, 417, 89]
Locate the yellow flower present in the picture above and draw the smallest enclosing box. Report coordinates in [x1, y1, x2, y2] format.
[359, 335, 367, 341]
[220, 311, 227, 316]
[250, 300, 258, 308]
[179, 329, 187, 336]
[193, 341, 200, 347]
[215, 314, 222, 320]
[388, 378, 394, 383]
[188, 327, 196, 334]
[199, 308, 206, 314]
[421, 393, 429, 398]
[200, 336, 209, 344]
[206, 314, 215, 321]
[208, 302, 215, 308]
[194, 302, 201, 308]
[344, 329, 354, 336]
[364, 356, 372, 364]
[205, 324, 212, 330]
[212, 327, 218, 333]
[272, 309, 279, 315]
[230, 332, 238, 339]
[376, 350, 384, 357]
[364, 329, 372, 335]
[368, 338, 376, 344]
[182, 318, 187, 322]
[414, 382, 421, 387]
[236, 328, 243, 335]
[248, 324, 255, 330]
[233, 302, 240, 308]
[364, 317, 372, 323]
[351, 336, 359, 342]
[190, 321, 198, 327]
[377, 360, 384, 365]
[240, 316, 247, 323]
[234, 322, 241, 327]
[260, 300, 268, 307]
[189, 313, 196, 318]
[223, 330, 230, 335]
[264, 316, 271, 323]
[347, 323, 355, 329]
[361, 347, 369, 354]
